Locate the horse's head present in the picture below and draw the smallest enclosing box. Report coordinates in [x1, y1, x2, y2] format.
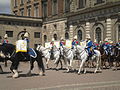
[36, 44, 43, 51]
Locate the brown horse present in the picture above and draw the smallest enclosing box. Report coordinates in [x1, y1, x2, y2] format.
[99, 46, 109, 69]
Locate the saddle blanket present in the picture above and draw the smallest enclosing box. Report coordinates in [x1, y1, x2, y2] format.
[28, 48, 37, 58]
[16, 40, 27, 53]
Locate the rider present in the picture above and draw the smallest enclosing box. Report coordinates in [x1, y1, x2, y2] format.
[109, 40, 114, 55]
[72, 35, 79, 49]
[2, 34, 9, 45]
[86, 34, 94, 57]
[102, 38, 110, 55]
[23, 32, 29, 49]
[60, 37, 65, 47]
[93, 39, 99, 50]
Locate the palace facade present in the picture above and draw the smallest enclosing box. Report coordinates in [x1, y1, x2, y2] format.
[8, 0, 120, 45]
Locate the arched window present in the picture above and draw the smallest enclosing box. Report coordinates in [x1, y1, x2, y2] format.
[95, 27, 101, 43]
[77, 30, 82, 41]
[65, 32, 69, 39]
[53, 34, 57, 40]
[44, 35, 47, 42]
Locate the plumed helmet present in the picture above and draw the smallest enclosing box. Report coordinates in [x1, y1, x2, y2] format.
[104, 38, 109, 42]
[4, 34, 8, 39]
[52, 38, 55, 41]
[74, 35, 77, 39]
[110, 40, 113, 44]
[86, 34, 91, 39]
[24, 32, 29, 38]
[60, 37, 64, 40]
[94, 39, 97, 43]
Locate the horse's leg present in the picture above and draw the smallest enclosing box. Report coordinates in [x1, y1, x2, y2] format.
[4, 59, 7, 67]
[10, 59, 19, 78]
[0, 65, 3, 73]
[78, 59, 85, 75]
[27, 59, 34, 76]
[66, 59, 70, 72]
[37, 57, 45, 76]
[46, 58, 50, 69]
[94, 56, 101, 73]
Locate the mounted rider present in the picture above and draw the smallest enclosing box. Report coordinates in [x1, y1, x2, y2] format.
[2, 34, 9, 45]
[93, 39, 99, 50]
[23, 32, 29, 49]
[86, 34, 95, 57]
[60, 37, 65, 47]
[102, 38, 110, 55]
[109, 40, 115, 55]
[72, 35, 79, 49]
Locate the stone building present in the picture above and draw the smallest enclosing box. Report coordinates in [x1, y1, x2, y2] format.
[11, 0, 42, 17]
[10, 0, 120, 44]
[0, 14, 42, 48]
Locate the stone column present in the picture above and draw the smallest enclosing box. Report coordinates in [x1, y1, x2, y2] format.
[69, 25, 74, 40]
[85, 22, 90, 38]
[106, 18, 112, 40]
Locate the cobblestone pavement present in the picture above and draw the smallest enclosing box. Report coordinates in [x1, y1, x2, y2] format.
[0, 61, 120, 90]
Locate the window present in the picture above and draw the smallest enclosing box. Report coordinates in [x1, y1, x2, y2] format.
[96, 0, 103, 4]
[34, 32, 40, 38]
[42, 2, 47, 17]
[14, 0, 17, 7]
[77, 30, 82, 41]
[6, 31, 13, 37]
[64, 0, 70, 13]
[52, 0, 58, 15]
[27, 8, 31, 16]
[27, 0, 31, 3]
[95, 0, 104, 5]
[65, 32, 69, 39]
[13, 11, 18, 15]
[78, 0, 86, 9]
[95, 27, 101, 43]
[20, 9, 24, 16]
[53, 34, 57, 40]
[34, 6, 39, 17]
[20, 0, 24, 5]
[44, 35, 47, 42]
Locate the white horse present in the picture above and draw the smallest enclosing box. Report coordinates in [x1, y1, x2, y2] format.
[37, 45, 62, 69]
[36, 44, 51, 69]
[75, 45, 102, 74]
[62, 46, 74, 72]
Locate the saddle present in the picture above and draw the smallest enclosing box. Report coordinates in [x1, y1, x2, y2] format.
[28, 48, 37, 58]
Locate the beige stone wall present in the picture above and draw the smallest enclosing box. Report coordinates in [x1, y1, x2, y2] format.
[0, 24, 42, 48]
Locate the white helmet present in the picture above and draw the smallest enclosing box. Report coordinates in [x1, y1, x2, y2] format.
[74, 35, 77, 39]
[94, 39, 97, 43]
[24, 32, 29, 38]
[86, 34, 90, 39]
[4, 34, 8, 39]
[60, 37, 64, 40]
[104, 38, 109, 42]
[52, 38, 54, 41]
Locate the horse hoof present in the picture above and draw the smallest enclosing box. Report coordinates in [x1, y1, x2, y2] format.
[12, 74, 19, 78]
[78, 73, 81, 75]
[39, 72, 45, 76]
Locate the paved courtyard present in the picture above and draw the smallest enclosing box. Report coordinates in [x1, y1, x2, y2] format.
[0, 61, 120, 90]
